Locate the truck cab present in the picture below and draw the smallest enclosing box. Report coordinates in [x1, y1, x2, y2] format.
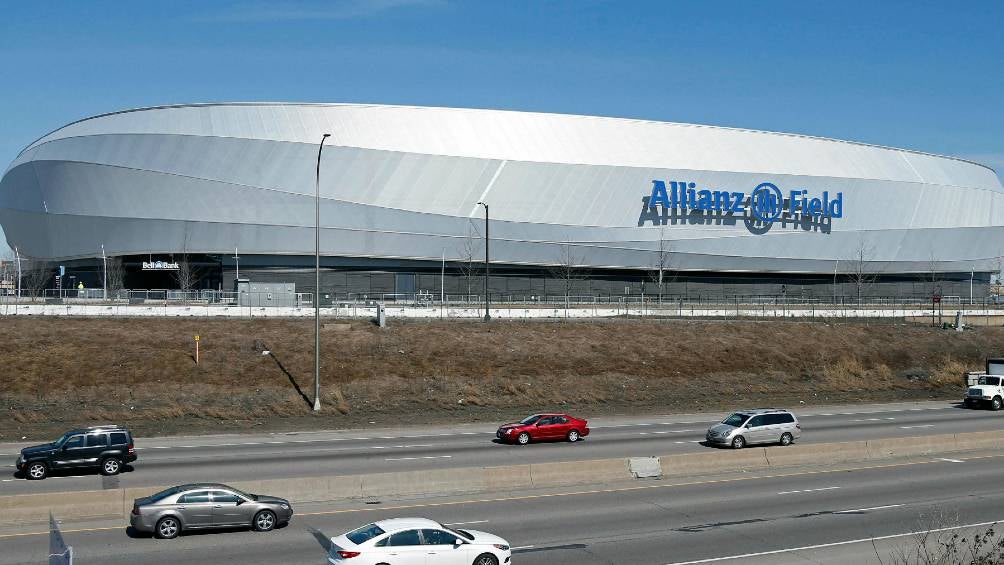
[964, 359, 1004, 410]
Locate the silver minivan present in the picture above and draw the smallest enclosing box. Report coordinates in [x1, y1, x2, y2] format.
[705, 409, 801, 449]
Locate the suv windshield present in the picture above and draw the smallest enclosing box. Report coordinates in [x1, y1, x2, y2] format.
[722, 413, 749, 427]
[53, 432, 76, 447]
[519, 415, 542, 425]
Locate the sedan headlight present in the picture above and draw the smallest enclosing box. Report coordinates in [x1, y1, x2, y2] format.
[493, 544, 510, 551]
[280, 503, 290, 510]
[505, 429, 513, 434]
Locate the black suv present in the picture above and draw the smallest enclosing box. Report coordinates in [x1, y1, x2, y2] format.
[16, 425, 137, 480]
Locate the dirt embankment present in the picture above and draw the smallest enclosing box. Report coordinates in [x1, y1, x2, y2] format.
[0, 318, 995, 440]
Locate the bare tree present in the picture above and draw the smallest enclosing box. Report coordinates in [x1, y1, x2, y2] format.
[648, 227, 675, 305]
[846, 239, 878, 304]
[455, 221, 482, 302]
[922, 250, 942, 302]
[106, 256, 126, 298]
[549, 243, 587, 307]
[22, 258, 53, 301]
[171, 229, 199, 294]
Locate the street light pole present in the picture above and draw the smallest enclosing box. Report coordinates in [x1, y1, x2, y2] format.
[477, 201, 490, 322]
[102, 244, 107, 300]
[314, 133, 331, 412]
[14, 246, 21, 300]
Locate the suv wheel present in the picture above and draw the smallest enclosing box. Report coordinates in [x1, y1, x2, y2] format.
[993, 397, 1002, 411]
[100, 457, 122, 476]
[516, 432, 531, 445]
[779, 432, 793, 446]
[27, 462, 48, 480]
[731, 435, 746, 449]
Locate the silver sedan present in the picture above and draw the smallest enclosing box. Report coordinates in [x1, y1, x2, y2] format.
[130, 483, 293, 539]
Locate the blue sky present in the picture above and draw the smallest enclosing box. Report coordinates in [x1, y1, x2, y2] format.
[2, 0, 1002, 256]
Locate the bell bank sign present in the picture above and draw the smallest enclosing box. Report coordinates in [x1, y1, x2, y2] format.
[646, 179, 844, 223]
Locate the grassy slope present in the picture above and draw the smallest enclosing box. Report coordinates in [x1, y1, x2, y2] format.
[0, 317, 994, 440]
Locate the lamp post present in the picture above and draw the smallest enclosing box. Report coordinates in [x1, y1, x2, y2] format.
[101, 244, 107, 300]
[477, 201, 490, 322]
[14, 246, 21, 300]
[314, 133, 331, 412]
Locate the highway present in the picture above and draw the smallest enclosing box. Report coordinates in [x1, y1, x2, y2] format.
[2, 400, 1001, 495]
[2, 450, 1002, 564]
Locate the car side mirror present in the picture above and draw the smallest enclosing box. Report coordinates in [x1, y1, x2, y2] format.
[235, 499, 244, 505]
[745, 423, 752, 429]
[454, 539, 465, 547]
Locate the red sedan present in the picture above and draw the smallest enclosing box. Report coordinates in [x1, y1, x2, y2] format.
[496, 413, 590, 445]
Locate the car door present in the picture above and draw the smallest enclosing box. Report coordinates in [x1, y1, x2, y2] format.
[745, 415, 768, 444]
[175, 491, 214, 528]
[553, 415, 572, 437]
[420, 529, 469, 565]
[380, 529, 426, 564]
[52, 434, 85, 468]
[535, 416, 558, 439]
[210, 490, 252, 526]
[83, 432, 109, 466]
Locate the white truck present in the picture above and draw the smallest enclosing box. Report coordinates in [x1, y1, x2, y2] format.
[964, 358, 1004, 410]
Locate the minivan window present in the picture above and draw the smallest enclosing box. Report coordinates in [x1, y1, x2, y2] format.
[778, 413, 794, 424]
[723, 413, 749, 427]
[748, 415, 766, 427]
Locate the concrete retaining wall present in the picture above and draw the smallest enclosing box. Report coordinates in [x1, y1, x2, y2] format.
[7, 430, 1001, 526]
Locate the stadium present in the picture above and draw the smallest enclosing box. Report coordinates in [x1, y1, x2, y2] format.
[1, 103, 1001, 302]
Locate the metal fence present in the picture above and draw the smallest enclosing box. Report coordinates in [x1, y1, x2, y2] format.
[0, 288, 998, 308]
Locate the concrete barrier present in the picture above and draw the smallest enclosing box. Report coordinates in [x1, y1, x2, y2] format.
[660, 448, 769, 477]
[5, 430, 1002, 527]
[529, 458, 630, 487]
[764, 440, 869, 467]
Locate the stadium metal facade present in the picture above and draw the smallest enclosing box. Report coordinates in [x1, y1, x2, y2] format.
[1, 103, 1001, 301]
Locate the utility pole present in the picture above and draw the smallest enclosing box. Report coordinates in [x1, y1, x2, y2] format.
[314, 133, 331, 412]
[233, 247, 240, 283]
[477, 201, 490, 322]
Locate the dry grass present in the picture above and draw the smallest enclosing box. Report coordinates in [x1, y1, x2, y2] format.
[0, 318, 998, 440]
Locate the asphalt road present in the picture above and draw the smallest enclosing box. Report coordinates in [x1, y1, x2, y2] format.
[3, 450, 1003, 564]
[2, 400, 1001, 495]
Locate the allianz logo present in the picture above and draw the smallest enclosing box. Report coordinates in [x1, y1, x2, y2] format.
[646, 180, 844, 223]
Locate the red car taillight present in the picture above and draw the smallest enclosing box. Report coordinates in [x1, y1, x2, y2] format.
[127, 444, 135, 455]
[337, 550, 361, 558]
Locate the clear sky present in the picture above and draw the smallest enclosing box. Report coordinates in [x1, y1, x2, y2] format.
[2, 1, 1002, 257]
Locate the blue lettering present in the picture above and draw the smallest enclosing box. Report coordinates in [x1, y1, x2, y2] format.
[649, 180, 670, 209]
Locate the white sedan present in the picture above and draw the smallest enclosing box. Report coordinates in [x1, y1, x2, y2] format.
[327, 517, 512, 565]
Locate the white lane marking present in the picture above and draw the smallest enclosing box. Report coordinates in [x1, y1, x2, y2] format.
[777, 486, 840, 495]
[899, 424, 935, 429]
[937, 458, 965, 463]
[385, 455, 453, 461]
[661, 518, 1004, 565]
[835, 504, 903, 513]
[445, 520, 489, 526]
[850, 418, 896, 422]
[512, 545, 535, 550]
[371, 444, 433, 450]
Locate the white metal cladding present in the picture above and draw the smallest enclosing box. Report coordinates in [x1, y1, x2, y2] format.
[1, 102, 1001, 274]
